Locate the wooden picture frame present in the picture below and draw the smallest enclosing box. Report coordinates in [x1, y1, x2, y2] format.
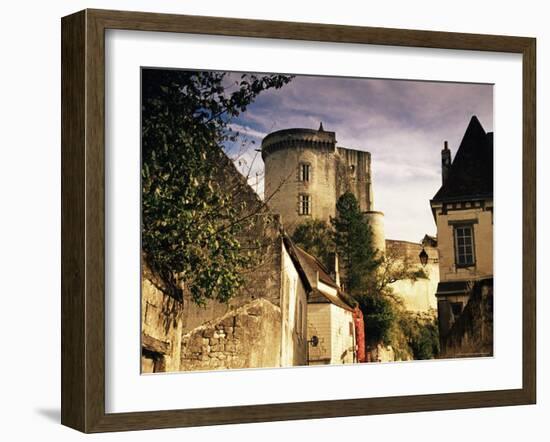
[61, 8, 536, 433]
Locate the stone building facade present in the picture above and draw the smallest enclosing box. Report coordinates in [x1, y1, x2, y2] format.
[141, 149, 309, 373]
[430, 116, 494, 351]
[287, 242, 359, 365]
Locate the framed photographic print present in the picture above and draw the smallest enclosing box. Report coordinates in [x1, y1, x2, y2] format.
[61, 9, 536, 433]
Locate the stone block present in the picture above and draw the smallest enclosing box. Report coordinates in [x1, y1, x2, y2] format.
[247, 305, 262, 316]
[202, 328, 215, 338]
[221, 316, 235, 328]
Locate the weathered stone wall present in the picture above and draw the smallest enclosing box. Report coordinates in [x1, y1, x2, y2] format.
[180, 231, 282, 333]
[141, 263, 184, 373]
[440, 279, 493, 358]
[142, 146, 286, 372]
[179, 151, 284, 333]
[386, 240, 439, 312]
[336, 147, 373, 212]
[180, 299, 282, 371]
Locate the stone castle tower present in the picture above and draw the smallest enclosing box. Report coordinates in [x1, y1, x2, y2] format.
[261, 124, 385, 253]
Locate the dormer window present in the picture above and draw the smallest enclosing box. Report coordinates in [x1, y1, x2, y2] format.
[299, 163, 311, 182]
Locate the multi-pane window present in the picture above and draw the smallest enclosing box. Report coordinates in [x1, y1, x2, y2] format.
[299, 194, 311, 215]
[454, 225, 475, 266]
[299, 163, 311, 182]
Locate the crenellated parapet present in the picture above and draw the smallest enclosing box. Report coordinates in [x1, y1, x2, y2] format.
[261, 128, 337, 161]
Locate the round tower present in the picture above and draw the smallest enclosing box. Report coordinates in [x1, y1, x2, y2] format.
[261, 125, 338, 232]
[363, 210, 386, 256]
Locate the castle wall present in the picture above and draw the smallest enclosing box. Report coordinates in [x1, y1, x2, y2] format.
[180, 152, 284, 333]
[337, 147, 373, 211]
[264, 145, 337, 233]
[262, 128, 373, 234]
[142, 146, 288, 373]
[179, 299, 283, 371]
[386, 240, 439, 313]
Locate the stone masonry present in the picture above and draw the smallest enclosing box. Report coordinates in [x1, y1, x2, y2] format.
[180, 298, 282, 371]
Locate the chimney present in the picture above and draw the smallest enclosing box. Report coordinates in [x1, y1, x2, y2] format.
[441, 140, 451, 185]
[327, 252, 341, 288]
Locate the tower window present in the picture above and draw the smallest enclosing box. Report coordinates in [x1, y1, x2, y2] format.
[454, 224, 475, 267]
[299, 163, 311, 182]
[299, 194, 311, 215]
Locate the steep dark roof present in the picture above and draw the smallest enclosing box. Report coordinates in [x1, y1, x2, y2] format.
[432, 116, 493, 202]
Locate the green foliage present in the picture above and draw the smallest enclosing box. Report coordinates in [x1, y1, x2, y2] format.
[356, 292, 395, 345]
[291, 219, 334, 269]
[331, 192, 380, 294]
[394, 308, 440, 360]
[141, 69, 292, 305]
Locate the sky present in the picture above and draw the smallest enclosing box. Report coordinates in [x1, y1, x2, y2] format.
[223, 73, 493, 243]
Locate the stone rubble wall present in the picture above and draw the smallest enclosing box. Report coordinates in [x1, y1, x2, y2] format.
[180, 298, 282, 371]
[440, 279, 493, 358]
[179, 150, 284, 333]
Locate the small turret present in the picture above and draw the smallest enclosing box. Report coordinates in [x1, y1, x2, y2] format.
[441, 140, 451, 185]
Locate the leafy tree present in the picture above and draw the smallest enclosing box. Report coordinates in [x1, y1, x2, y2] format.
[141, 69, 292, 305]
[394, 308, 440, 360]
[291, 219, 334, 269]
[356, 292, 395, 345]
[364, 241, 428, 301]
[331, 192, 379, 294]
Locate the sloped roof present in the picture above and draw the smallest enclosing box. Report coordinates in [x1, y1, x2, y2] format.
[293, 246, 338, 290]
[432, 116, 493, 202]
[282, 236, 356, 311]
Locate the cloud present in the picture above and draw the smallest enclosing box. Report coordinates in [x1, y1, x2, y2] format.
[227, 123, 267, 140]
[222, 73, 492, 242]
